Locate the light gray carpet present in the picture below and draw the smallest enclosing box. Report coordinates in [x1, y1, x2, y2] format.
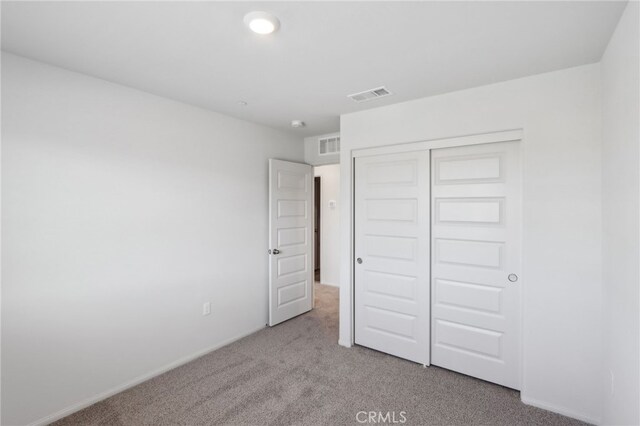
[55, 284, 585, 425]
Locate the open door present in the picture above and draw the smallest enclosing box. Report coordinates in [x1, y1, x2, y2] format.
[268, 159, 314, 326]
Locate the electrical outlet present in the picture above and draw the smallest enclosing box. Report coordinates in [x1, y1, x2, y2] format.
[203, 302, 211, 316]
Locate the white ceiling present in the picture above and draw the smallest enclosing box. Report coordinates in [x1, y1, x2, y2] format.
[1, 1, 627, 136]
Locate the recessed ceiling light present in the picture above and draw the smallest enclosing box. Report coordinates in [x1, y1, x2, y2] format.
[291, 120, 305, 128]
[238, 101, 248, 106]
[244, 11, 280, 35]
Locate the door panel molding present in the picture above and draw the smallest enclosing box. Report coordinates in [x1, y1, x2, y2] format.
[347, 130, 523, 347]
[354, 151, 430, 365]
[431, 141, 522, 389]
[269, 159, 313, 326]
[350, 131, 523, 390]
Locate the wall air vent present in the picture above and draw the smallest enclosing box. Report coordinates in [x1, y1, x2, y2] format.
[319, 136, 340, 155]
[347, 86, 392, 103]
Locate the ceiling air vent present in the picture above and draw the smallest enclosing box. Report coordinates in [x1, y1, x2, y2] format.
[319, 136, 340, 155]
[347, 86, 392, 103]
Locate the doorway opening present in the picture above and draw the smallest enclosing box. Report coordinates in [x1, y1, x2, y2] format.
[312, 164, 341, 288]
[267, 159, 341, 326]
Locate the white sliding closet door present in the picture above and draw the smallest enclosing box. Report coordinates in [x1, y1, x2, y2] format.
[431, 142, 522, 389]
[354, 151, 430, 365]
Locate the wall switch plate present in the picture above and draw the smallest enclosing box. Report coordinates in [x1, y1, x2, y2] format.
[203, 302, 211, 316]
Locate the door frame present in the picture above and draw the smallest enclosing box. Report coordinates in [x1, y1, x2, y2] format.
[314, 176, 321, 283]
[347, 128, 524, 373]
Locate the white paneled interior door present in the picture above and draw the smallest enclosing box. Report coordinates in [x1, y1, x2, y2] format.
[268, 159, 314, 326]
[354, 151, 430, 365]
[431, 142, 522, 389]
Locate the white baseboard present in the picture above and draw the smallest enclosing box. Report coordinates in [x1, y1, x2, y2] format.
[521, 395, 600, 425]
[28, 325, 266, 426]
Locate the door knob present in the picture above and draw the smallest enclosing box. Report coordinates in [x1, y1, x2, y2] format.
[272, 249, 281, 255]
[356, 258, 363, 264]
[508, 273, 518, 282]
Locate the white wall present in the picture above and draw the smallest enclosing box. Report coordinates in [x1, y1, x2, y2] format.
[339, 64, 603, 423]
[304, 132, 340, 166]
[601, 2, 640, 425]
[314, 165, 340, 287]
[1, 53, 304, 426]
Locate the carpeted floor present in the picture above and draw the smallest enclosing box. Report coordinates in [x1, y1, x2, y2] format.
[55, 284, 585, 426]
